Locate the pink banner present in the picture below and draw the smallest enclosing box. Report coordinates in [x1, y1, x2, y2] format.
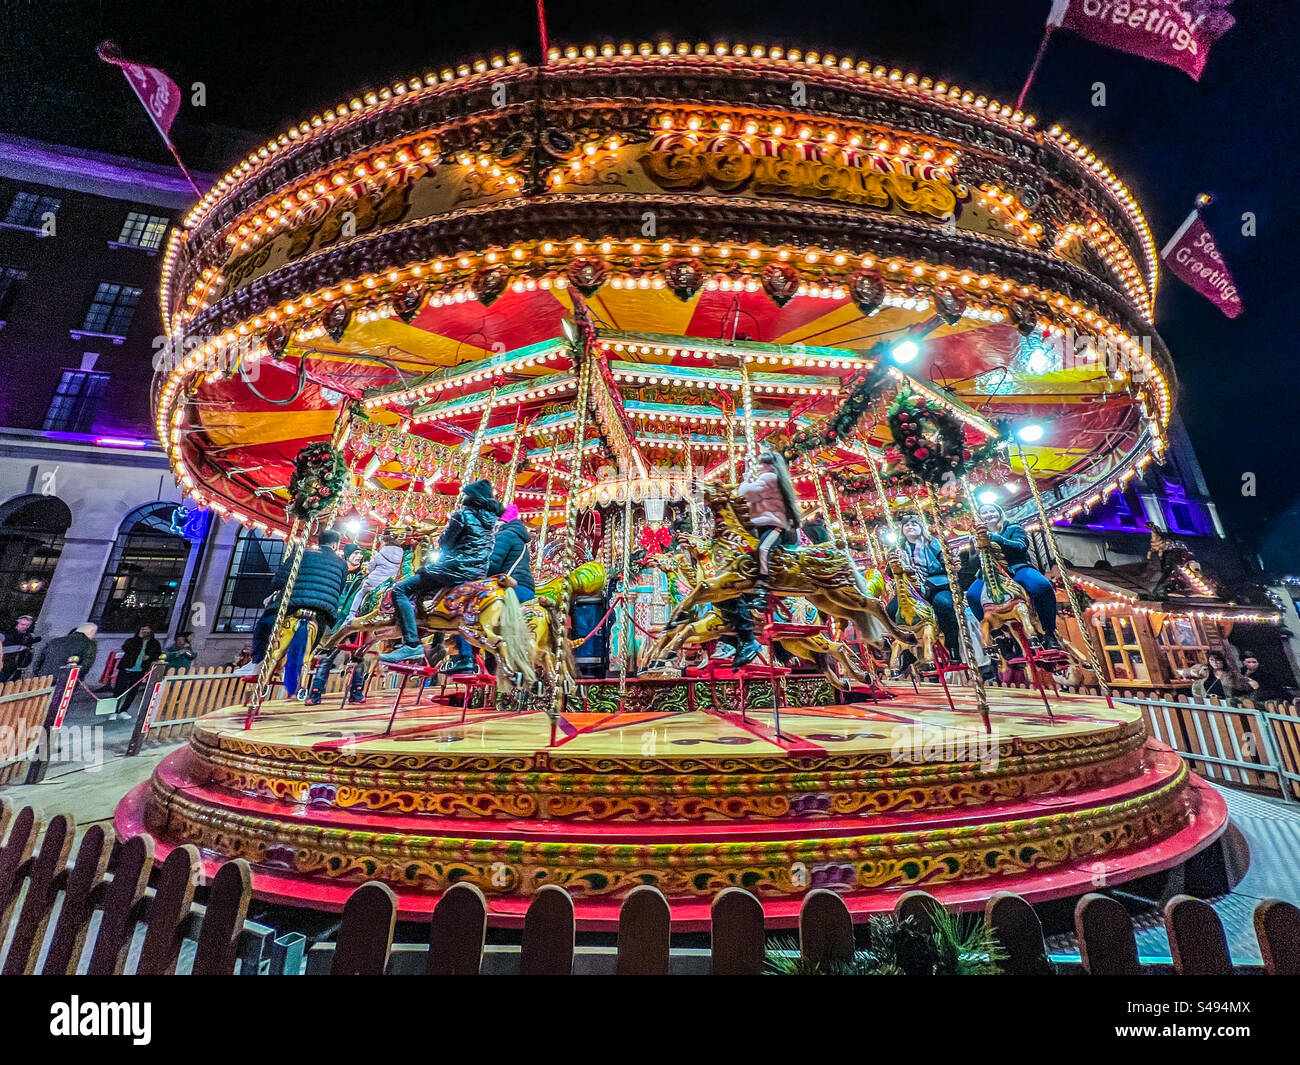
[1160, 211, 1243, 318]
[1049, 0, 1236, 80]
[97, 42, 183, 138]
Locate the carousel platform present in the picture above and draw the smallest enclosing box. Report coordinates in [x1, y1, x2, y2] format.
[115, 678, 1229, 930]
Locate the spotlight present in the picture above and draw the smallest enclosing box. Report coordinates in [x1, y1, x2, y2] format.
[882, 529, 899, 545]
[978, 489, 1000, 505]
[891, 339, 920, 364]
[1016, 422, 1044, 443]
[342, 517, 363, 537]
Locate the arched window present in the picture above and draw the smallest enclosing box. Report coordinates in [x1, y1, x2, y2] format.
[92, 502, 191, 633]
[216, 527, 286, 633]
[0, 494, 72, 625]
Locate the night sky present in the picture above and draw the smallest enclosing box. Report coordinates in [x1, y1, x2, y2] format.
[3, 0, 1296, 562]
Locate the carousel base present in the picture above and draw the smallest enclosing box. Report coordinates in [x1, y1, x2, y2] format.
[114, 675, 1229, 931]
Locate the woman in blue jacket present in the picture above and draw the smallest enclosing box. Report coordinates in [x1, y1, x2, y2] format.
[889, 512, 962, 663]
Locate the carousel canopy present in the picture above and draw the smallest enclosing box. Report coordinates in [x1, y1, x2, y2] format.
[154, 42, 1175, 534]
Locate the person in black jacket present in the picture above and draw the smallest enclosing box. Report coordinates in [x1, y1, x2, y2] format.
[0, 615, 39, 680]
[965, 503, 1060, 648]
[113, 624, 162, 715]
[381, 480, 501, 664]
[31, 623, 98, 678]
[235, 530, 349, 676]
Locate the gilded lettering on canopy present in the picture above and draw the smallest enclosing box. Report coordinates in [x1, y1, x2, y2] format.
[639, 134, 961, 219]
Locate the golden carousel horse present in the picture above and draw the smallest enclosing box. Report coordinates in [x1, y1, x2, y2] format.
[885, 551, 939, 671]
[316, 537, 602, 702]
[971, 524, 1042, 661]
[662, 484, 907, 656]
[641, 610, 874, 689]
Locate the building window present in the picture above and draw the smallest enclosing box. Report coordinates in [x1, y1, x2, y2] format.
[81, 283, 142, 337]
[1158, 615, 1211, 680]
[0, 495, 72, 626]
[43, 370, 109, 434]
[2, 191, 61, 230]
[216, 528, 286, 633]
[1096, 614, 1151, 683]
[114, 212, 170, 251]
[1167, 501, 1196, 535]
[0, 266, 23, 319]
[92, 503, 191, 633]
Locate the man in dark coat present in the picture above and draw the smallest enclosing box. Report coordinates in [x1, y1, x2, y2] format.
[113, 624, 163, 715]
[235, 530, 349, 676]
[965, 503, 1060, 649]
[381, 480, 501, 664]
[31, 623, 99, 678]
[1, 615, 39, 680]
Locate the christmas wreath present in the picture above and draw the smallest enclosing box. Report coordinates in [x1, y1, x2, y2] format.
[782, 362, 892, 461]
[886, 388, 1006, 487]
[287, 442, 347, 522]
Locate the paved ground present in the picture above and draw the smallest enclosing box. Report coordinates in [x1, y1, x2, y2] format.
[1043, 786, 1300, 965]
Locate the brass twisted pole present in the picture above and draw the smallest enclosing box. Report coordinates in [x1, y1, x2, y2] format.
[618, 464, 634, 698]
[1015, 441, 1110, 696]
[551, 342, 594, 716]
[460, 386, 498, 485]
[534, 433, 562, 568]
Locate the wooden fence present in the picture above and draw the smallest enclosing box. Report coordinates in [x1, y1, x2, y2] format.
[2, 797, 1298, 976]
[1060, 683, 1300, 801]
[0, 676, 55, 786]
[125, 665, 347, 754]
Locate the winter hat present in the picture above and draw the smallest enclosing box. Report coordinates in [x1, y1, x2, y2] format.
[501, 503, 520, 523]
[460, 479, 497, 508]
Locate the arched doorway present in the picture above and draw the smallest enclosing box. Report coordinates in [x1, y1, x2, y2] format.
[0, 494, 73, 625]
[92, 502, 191, 633]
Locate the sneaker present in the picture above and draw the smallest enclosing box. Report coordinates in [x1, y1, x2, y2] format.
[380, 644, 427, 664]
[442, 655, 476, 675]
[710, 643, 736, 660]
[733, 640, 761, 668]
[304, 693, 322, 706]
[231, 661, 260, 677]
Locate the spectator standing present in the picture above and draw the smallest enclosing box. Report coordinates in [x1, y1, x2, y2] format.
[114, 625, 162, 718]
[163, 633, 197, 670]
[0, 615, 39, 681]
[30, 623, 98, 678]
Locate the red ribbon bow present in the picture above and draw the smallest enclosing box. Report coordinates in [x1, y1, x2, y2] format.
[639, 525, 672, 555]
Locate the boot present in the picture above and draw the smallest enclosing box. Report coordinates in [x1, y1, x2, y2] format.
[443, 654, 476, 675]
[348, 669, 367, 703]
[733, 640, 762, 668]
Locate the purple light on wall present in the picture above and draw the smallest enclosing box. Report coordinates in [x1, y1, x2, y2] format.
[94, 436, 150, 449]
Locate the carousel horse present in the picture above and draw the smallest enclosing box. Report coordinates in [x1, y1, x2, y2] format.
[641, 607, 874, 689]
[885, 552, 938, 672]
[318, 541, 600, 703]
[971, 524, 1042, 661]
[663, 485, 907, 656]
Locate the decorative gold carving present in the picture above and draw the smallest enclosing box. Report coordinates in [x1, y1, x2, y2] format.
[640, 134, 960, 218]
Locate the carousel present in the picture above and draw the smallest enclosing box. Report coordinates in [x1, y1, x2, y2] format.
[117, 41, 1227, 928]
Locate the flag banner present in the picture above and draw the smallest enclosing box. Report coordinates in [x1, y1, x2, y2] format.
[1160, 210, 1243, 318]
[1048, 0, 1236, 80]
[97, 41, 183, 138]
